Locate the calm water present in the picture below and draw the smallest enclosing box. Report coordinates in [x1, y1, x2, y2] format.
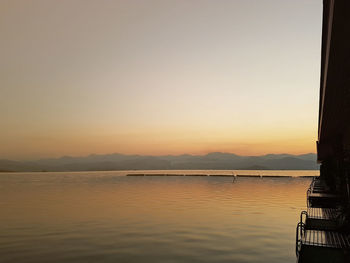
[0, 170, 317, 263]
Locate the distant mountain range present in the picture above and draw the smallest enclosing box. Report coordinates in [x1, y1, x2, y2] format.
[0, 152, 319, 172]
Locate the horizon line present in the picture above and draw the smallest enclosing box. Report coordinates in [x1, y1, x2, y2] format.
[3, 151, 317, 162]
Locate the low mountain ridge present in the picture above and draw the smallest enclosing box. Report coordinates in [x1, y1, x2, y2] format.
[0, 152, 319, 172]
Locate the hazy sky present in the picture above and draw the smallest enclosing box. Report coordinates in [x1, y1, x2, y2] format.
[1, 0, 322, 160]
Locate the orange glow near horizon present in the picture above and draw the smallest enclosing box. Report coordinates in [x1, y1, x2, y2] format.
[1, 125, 317, 159]
[0, 1, 322, 160]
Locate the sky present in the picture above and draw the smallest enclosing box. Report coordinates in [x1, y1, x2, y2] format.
[0, 0, 323, 160]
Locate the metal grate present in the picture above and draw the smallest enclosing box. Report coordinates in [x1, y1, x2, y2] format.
[302, 230, 350, 249]
[307, 208, 338, 220]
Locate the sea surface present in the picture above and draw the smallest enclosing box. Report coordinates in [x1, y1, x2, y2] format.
[0, 170, 318, 263]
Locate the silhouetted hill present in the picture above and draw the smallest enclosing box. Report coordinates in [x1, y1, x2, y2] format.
[0, 152, 319, 172]
[0, 159, 41, 172]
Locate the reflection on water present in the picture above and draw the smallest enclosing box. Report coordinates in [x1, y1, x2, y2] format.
[0, 171, 314, 263]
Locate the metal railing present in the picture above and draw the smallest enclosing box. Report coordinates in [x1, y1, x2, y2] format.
[307, 187, 312, 207]
[300, 210, 308, 224]
[296, 221, 305, 256]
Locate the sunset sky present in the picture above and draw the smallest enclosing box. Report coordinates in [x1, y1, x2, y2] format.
[1, 0, 322, 160]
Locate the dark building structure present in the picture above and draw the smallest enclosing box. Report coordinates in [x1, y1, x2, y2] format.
[295, 1, 350, 262]
[318, 0, 350, 205]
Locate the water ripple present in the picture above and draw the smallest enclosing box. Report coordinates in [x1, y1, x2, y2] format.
[0, 171, 312, 263]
